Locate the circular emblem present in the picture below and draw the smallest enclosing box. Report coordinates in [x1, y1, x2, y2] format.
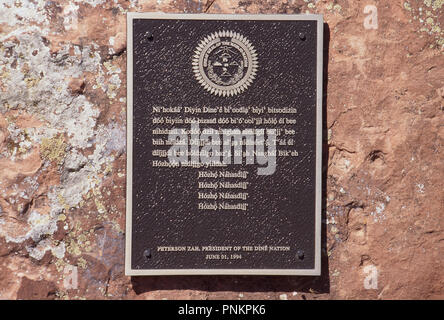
[192, 31, 258, 97]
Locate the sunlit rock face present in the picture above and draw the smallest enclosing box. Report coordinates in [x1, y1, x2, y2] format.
[0, 0, 442, 300]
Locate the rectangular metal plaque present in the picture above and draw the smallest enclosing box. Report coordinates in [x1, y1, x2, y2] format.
[126, 13, 323, 275]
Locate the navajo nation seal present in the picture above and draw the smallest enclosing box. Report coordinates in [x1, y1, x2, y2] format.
[192, 31, 258, 97]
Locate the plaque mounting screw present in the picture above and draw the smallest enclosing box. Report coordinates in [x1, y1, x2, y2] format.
[144, 249, 152, 259]
[297, 250, 304, 260]
[298, 33, 306, 41]
[146, 32, 154, 42]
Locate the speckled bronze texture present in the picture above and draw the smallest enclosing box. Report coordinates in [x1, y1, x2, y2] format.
[128, 14, 322, 274]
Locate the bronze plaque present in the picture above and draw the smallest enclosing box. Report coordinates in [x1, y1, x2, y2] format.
[126, 13, 323, 275]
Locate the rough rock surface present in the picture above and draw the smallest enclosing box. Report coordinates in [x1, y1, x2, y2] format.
[0, 0, 442, 300]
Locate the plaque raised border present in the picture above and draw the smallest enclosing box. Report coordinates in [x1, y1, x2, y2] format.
[125, 12, 323, 276]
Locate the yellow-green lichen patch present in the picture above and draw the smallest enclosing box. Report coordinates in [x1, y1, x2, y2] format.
[23, 75, 40, 88]
[91, 186, 108, 217]
[94, 58, 122, 100]
[55, 291, 68, 300]
[77, 257, 87, 269]
[333, 4, 342, 11]
[40, 134, 67, 164]
[424, 0, 444, 9]
[4, 117, 34, 158]
[432, 0, 443, 9]
[324, 1, 342, 13]
[54, 258, 67, 273]
[57, 193, 70, 212]
[64, 224, 97, 258]
[111, 220, 123, 234]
